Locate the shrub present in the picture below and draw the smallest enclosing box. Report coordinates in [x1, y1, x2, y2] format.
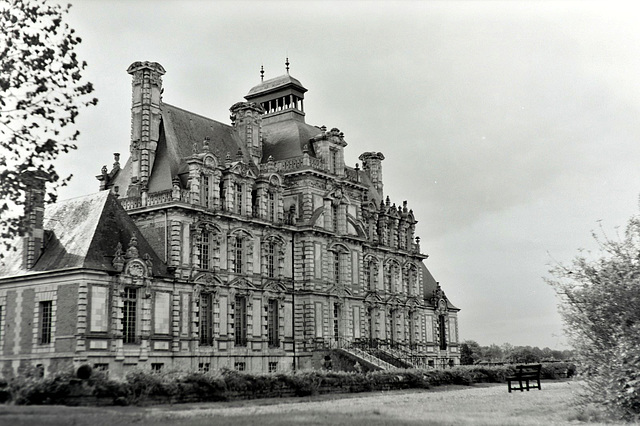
[9, 369, 75, 405]
[548, 215, 640, 421]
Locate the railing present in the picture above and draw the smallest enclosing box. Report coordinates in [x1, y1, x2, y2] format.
[119, 196, 142, 210]
[147, 189, 173, 206]
[344, 166, 360, 184]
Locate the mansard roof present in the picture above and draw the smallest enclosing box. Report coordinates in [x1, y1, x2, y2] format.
[261, 118, 322, 161]
[0, 191, 169, 279]
[421, 262, 459, 311]
[112, 102, 254, 193]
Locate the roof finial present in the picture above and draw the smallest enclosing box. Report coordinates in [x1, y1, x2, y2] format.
[285, 57, 290, 74]
[260, 65, 264, 82]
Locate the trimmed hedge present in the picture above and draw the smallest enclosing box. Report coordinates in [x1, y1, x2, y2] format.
[1, 362, 577, 406]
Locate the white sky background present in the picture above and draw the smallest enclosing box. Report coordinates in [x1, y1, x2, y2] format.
[55, 0, 640, 349]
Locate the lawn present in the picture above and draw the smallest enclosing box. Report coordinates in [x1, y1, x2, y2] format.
[0, 381, 618, 426]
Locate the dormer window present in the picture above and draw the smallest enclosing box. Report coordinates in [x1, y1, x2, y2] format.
[235, 182, 243, 214]
[201, 174, 212, 208]
[267, 191, 276, 222]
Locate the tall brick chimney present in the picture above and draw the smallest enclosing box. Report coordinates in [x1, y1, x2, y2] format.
[359, 152, 385, 197]
[126, 61, 165, 197]
[22, 173, 47, 269]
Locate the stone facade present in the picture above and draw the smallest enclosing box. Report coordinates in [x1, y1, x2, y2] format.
[0, 61, 460, 377]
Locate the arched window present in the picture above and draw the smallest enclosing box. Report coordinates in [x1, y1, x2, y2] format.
[364, 258, 378, 291]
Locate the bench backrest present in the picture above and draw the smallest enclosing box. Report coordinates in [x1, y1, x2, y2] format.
[515, 364, 541, 375]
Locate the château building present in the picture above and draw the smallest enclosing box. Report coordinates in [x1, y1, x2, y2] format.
[0, 61, 460, 377]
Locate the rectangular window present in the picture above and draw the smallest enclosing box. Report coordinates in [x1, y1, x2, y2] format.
[408, 311, 414, 345]
[235, 182, 243, 214]
[234, 361, 246, 371]
[268, 192, 276, 222]
[267, 242, 275, 278]
[439, 315, 447, 350]
[219, 180, 226, 210]
[39, 301, 52, 344]
[198, 362, 210, 372]
[123, 287, 137, 344]
[199, 231, 209, 270]
[268, 361, 278, 373]
[267, 299, 279, 348]
[332, 205, 339, 233]
[385, 265, 393, 293]
[333, 252, 341, 284]
[233, 238, 243, 274]
[0, 306, 2, 347]
[333, 303, 340, 341]
[331, 149, 339, 173]
[201, 175, 211, 208]
[199, 293, 213, 345]
[93, 363, 109, 373]
[151, 363, 163, 373]
[234, 296, 247, 347]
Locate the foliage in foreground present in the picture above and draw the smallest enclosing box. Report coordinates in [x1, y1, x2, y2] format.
[0, 0, 97, 250]
[548, 217, 640, 421]
[1, 363, 575, 406]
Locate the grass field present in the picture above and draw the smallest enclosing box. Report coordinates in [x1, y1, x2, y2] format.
[0, 380, 620, 426]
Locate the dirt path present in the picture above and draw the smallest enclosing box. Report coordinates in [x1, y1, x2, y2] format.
[0, 381, 591, 426]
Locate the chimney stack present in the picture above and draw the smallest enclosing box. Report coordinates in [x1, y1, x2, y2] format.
[22, 173, 47, 269]
[126, 61, 165, 197]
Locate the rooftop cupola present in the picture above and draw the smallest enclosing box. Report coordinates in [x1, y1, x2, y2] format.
[244, 58, 307, 125]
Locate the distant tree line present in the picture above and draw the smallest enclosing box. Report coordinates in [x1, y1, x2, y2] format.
[459, 340, 574, 365]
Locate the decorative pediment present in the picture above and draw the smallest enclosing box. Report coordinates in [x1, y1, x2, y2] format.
[261, 280, 287, 302]
[386, 294, 404, 307]
[406, 296, 422, 311]
[262, 280, 287, 293]
[229, 162, 257, 179]
[327, 284, 352, 299]
[364, 291, 383, 306]
[228, 276, 258, 292]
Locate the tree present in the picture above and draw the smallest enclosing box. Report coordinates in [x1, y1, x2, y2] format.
[548, 217, 640, 421]
[0, 0, 97, 250]
[460, 340, 480, 365]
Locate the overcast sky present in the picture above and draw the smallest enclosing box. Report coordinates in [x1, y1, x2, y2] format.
[56, 1, 640, 349]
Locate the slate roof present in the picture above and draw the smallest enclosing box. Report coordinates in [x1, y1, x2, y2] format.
[261, 118, 322, 161]
[421, 262, 459, 310]
[0, 191, 169, 279]
[111, 102, 251, 193]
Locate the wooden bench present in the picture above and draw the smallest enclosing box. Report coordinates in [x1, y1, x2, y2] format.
[507, 364, 541, 393]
